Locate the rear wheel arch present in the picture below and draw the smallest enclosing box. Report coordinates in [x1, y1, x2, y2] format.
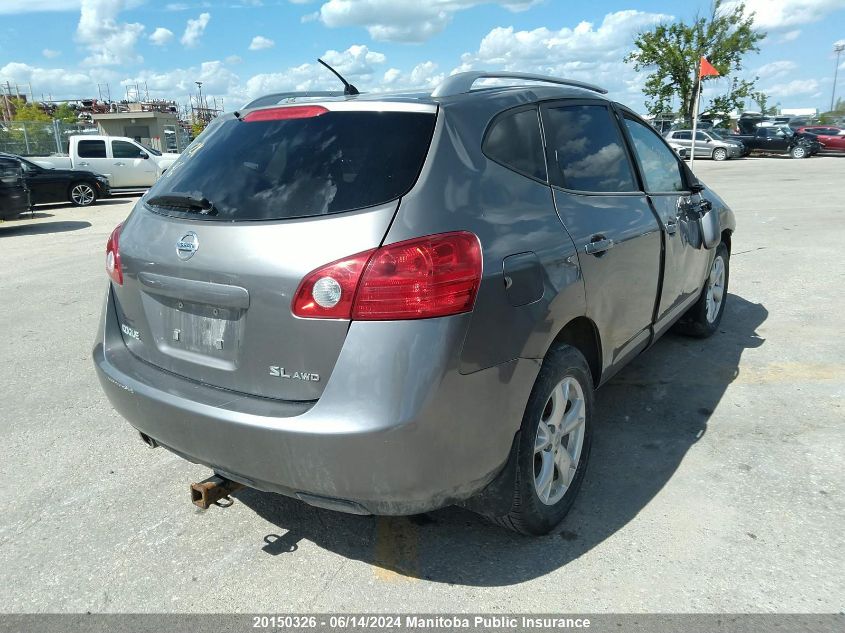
[545, 317, 602, 387]
[721, 229, 732, 254]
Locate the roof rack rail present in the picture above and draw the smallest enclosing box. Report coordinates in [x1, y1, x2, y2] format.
[430, 71, 607, 98]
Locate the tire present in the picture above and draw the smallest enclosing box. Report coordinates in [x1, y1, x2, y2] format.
[790, 145, 807, 159]
[675, 242, 730, 338]
[712, 147, 728, 161]
[491, 345, 594, 535]
[69, 182, 97, 206]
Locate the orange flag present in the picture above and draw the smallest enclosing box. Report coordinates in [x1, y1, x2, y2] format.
[700, 56, 720, 78]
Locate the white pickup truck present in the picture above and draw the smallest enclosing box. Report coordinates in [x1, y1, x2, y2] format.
[33, 135, 179, 189]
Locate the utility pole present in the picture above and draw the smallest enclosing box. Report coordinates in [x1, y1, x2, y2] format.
[832, 43, 845, 112]
[195, 81, 204, 123]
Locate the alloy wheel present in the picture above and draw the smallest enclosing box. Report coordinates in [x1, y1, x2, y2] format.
[71, 184, 95, 206]
[533, 376, 586, 506]
[705, 254, 726, 323]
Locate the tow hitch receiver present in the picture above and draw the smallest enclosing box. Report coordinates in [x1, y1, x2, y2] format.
[190, 475, 245, 509]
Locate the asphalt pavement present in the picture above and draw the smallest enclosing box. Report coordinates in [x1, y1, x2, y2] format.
[0, 156, 843, 613]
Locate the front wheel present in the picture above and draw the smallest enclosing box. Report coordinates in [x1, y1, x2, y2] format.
[790, 145, 807, 159]
[675, 242, 730, 338]
[492, 345, 594, 535]
[712, 147, 728, 161]
[69, 182, 97, 206]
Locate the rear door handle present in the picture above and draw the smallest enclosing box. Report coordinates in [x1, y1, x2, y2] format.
[584, 238, 614, 255]
[79, 161, 89, 166]
[114, 162, 126, 166]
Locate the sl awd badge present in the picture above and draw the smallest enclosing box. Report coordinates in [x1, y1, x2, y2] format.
[176, 231, 199, 260]
[269, 366, 320, 382]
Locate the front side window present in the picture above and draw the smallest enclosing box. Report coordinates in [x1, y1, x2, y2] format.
[543, 104, 636, 193]
[623, 115, 686, 193]
[77, 140, 106, 158]
[112, 140, 145, 159]
[483, 107, 547, 181]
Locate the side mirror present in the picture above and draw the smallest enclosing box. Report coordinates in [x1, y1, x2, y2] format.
[140, 152, 149, 159]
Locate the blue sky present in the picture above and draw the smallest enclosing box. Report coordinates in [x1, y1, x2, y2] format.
[1, 0, 844, 113]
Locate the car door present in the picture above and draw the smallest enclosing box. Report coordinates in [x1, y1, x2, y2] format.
[541, 100, 662, 372]
[20, 158, 69, 203]
[111, 140, 158, 187]
[695, 131, 714, 157]
[619, 112, 713, 330]
[75, 139, 113, 183]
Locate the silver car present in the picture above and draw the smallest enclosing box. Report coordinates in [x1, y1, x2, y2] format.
[94, 71, 736, 535]
[665, 129, 744, 160]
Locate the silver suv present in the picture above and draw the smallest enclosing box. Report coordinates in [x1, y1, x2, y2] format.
[664, 129, 744, 160]
[94, 71, 736, 535]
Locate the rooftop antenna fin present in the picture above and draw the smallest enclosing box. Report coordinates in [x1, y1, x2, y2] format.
[317, 58, 359, 96]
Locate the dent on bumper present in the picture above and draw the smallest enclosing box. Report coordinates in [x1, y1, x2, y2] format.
[93, 287, 539, 515]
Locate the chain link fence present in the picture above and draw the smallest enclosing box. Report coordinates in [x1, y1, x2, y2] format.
[0, 120, 99, 157]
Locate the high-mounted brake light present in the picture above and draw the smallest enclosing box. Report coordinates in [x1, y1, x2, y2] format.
[292, 232, 482, 321]
[106, 223, 123, 285]
[242, 105, 329, 122]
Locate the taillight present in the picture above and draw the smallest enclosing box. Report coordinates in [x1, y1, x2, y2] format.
[243, 106, 328, 122]
[106, 223, 123, 285]
[292, 249, 376, 319]
[291, 232, 482, 321]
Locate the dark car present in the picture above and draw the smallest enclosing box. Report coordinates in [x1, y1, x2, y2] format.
[0, 153, 110, 207]
[0, 156, 30, 221]
[730, 126, 822, 158]
[94, 71, 735, 535]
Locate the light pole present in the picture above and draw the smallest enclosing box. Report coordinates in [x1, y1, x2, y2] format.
[195, 81, 204, 122]
[832, 43, 845, 112]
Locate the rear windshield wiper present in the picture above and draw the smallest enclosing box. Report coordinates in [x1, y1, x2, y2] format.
[146, 193, 218, 216]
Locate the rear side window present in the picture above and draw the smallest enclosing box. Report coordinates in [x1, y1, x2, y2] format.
[483, 108, 547, 181]
[542, 104, 636, 193]
[78, 140, 106, 158]
[674, 131, 691, 140]
[146, 110, 436, 221]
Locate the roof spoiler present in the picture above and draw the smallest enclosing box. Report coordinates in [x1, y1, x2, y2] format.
[431, 71, 607, 98]
[242, 90, 345, 110]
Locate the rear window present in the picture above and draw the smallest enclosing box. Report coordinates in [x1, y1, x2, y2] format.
[145, 109, 436, 221]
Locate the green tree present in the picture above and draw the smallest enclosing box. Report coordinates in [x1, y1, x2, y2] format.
[52, 103, 78, 124]
[10, 97, 50, 122]
[191, 120, 207, 138]
[626, 0, 765, 123]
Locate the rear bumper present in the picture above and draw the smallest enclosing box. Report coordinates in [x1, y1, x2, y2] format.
[93, 286, 539, 515]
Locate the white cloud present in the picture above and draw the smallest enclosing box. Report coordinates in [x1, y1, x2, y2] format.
[249, 35, 275, 50]
[76, 0, 145, 66]
[226, 55, 243, 65]
[778, 29, 802, 42]
[764, 79, 821, 98]
[42, 48, 61, 59]
[757, 60, 798, 78]
[726, 0, 845, 30]
[318, 0, 543, 42]
[456, 10, 671, 99]
[181, 12, 211, 48]
[245, 44, 387, 97]
[0, 61, 101, 97]
[123, 60, 242, 103]
[149, 27, 175, 46]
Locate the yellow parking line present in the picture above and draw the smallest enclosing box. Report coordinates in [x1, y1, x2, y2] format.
[373, 517, 419, 582]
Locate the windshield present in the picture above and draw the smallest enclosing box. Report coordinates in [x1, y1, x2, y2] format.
[145, 109, 436, 221]
[776, 126, 794, 137]
[708, 130, 724, 140]
[138, 142, 162, 156]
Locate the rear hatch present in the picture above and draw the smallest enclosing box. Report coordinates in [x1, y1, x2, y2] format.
[112, 101, 437, 401]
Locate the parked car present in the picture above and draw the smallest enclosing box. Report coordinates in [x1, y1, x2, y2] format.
[730, 125, 822, 158]
[667, 142, 689, 159]
[31, 135, 178, 189]
[0, 155, 30, 221]
[93, 71, 736, 535]
[664, 129, 744, 160]
[794, 126, 845, 151]
[0, 152, 110, 207]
